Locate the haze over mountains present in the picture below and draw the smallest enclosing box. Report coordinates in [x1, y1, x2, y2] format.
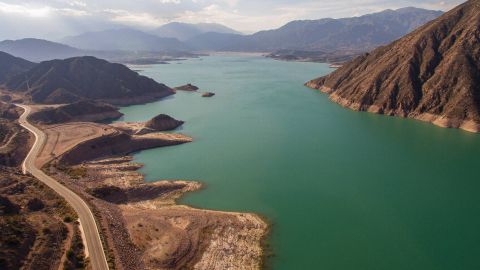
[8, 7, 439, 59]
[307, 0, 480, 132]
[0, 39, 83, 62]
[187, 7, 443, 52]
[62, 28, 188, 52]
[151, 22, 241, 41]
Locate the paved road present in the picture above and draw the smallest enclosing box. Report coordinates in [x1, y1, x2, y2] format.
[16, 104, 109, 270]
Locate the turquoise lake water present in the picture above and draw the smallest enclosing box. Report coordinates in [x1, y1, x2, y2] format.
[118, 55, 480, 270]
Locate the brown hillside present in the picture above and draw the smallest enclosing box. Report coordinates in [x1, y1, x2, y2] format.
[306, 0, 480, 132]
[5, 56, 174, 105]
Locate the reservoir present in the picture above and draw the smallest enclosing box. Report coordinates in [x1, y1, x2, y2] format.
[118, 55, 480, 270]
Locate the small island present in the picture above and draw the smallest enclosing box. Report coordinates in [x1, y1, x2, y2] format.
[202, 92, 215, 98]
[174, 83, 199, 91]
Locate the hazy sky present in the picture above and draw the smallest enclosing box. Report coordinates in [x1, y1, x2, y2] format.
[0, 0, 464, 40]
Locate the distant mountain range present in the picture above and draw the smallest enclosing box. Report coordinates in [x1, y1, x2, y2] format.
[0, 38, 84, 62]
[150, 22, 241, 41]
[306, 0, 480, 132]
[3, 55, 173, 105]
[185, 7, 443, 52]
[0, 8, 443, 63]
[0, 38, 200, 64]
[61, 28, 189, 52]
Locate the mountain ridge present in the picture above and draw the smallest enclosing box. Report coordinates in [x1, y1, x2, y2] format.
[306, 0, 480, 132]
[186, 7, 443, 52]
[4, 56, 174, 105]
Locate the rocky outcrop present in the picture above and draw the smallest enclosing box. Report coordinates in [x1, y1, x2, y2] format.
[201, 92, 215, 97]
[306, 0, 480, 133]
[29, 100, 123, 124]
[145, 114, 184, 131]
[5, 56, 174, 105]
[174, 84, 199, 91]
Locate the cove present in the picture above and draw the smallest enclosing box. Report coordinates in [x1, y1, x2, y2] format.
[117, 55, 480, 270]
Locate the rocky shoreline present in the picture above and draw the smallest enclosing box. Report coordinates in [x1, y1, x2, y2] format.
[33, 113, 269, 269]
[46, 155, 268, 270]
[304, 83, 480, 133]
[304, 0, 480, 134]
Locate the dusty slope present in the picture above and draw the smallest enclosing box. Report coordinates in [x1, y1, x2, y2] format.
[306, 0, 480, 132]
[50, 156, 268, 270]
[36, 115, 268, 269]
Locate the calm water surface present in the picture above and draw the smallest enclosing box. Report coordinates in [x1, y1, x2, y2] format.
[118, 55, 480, 270]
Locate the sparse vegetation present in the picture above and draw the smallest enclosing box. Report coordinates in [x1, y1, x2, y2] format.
[55, 164, 88, 180]
[64, 216, 74, 223]
[63, 225, 86, 270]
[0, 167, 74, 269]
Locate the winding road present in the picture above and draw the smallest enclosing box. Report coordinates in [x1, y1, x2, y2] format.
[16, 104, 109, 270]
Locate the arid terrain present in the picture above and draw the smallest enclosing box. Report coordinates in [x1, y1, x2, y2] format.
[28, 106, 268, 270]
[306, 0, 480, 133]
[0, 102, 86, 270]
[1, 89, 268, 270]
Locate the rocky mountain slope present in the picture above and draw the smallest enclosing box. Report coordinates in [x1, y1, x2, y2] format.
[306, 0, 480, 132]
[187, 7, 442, 52]
[145, 114, 184, 131]
[0, 52, 35, 84]
[5, 56, 174, 105]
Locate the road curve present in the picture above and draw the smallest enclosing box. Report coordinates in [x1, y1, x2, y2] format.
[16, 104, 109, 270]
